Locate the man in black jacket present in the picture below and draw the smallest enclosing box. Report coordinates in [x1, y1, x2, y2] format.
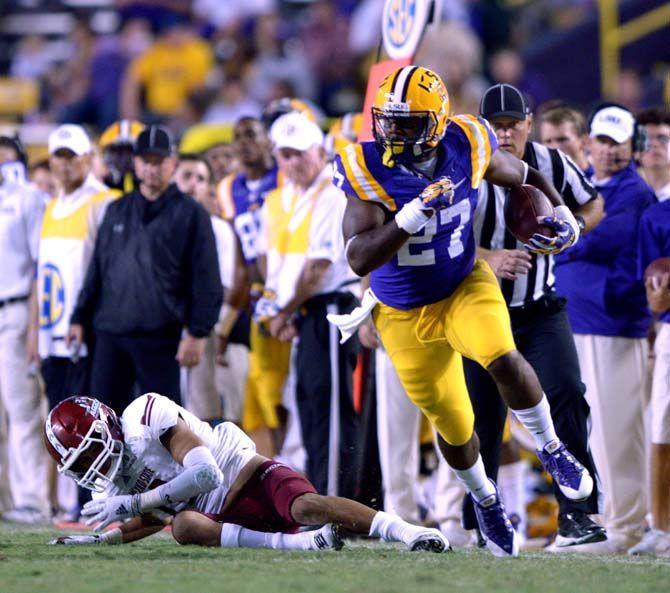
[69, 126, 222, 411]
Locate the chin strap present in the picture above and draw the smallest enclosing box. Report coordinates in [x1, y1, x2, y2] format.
[382, 147, 395, 168]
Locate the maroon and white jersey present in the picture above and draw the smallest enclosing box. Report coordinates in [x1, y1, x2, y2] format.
[104, 393, 257, 515]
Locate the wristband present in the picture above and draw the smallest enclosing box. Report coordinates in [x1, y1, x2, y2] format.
[395, 197, 432, 234]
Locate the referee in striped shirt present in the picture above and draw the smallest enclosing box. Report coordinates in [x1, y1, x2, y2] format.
[463, 84, 605, 548]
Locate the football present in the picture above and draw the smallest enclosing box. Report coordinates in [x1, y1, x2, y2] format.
[644, 257, 670, 281]
[504, 184, 556, 243]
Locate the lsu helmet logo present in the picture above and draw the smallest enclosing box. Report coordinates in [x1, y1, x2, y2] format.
[40, 263, 65, 329]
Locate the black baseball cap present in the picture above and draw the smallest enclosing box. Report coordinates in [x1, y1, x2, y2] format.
[134, 125, 173, 157]
[480, 83, 529, 121]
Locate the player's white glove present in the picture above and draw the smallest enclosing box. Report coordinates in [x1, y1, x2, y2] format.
[81, 494, 141, 532]
[526, 205, 580, 255]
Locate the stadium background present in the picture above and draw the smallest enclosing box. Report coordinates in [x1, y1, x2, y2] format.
[1, 1, 670, 592]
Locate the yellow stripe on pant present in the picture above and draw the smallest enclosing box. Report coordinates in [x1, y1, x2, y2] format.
[373, 260, 516, 446]
[242, 320, 292, 432]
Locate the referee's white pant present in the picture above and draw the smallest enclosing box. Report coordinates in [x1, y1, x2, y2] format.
[575, 334, 648, 546]
[375, 348, 421, 522]
[0, 301, 48, 514]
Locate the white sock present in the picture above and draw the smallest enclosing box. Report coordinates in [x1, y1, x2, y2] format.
[368, 511, 423, 545]
[220, 523, 313, 550]
[452, 455, 497, 503]
[511, 395, 559, 450]
[498, 460, 527, 534]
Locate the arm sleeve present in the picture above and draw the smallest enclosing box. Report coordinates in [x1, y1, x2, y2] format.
[560, 152, 598, 210]
[186, 205, 224, 337]
[213, 218, 236, 290]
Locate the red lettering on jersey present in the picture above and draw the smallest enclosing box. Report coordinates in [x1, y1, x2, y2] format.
[141, 395, 156, 426]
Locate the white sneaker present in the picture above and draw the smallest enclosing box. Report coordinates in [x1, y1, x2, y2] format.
[311, 523, 344, 551]
[628, 529, 670, 557]
[408, 528, 451, 553]
[1, 507, 50, 525]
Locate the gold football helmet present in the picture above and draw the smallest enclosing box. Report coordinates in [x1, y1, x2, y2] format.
[372, 65, 450, 166]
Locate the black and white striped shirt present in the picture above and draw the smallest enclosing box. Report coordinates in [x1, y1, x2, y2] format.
[473, 141, 597, 308]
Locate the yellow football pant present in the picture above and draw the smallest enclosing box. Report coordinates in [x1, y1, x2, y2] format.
[373, 260, 516, 446]
[242, 321, 292, 433]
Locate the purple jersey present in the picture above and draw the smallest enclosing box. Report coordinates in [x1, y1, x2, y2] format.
[218, 166, 282, 264]
[333, 115, 498, 310]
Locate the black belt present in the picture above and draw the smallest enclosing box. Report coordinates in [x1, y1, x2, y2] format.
[0, 295, 29, 309]
[508, 294, 566, 320]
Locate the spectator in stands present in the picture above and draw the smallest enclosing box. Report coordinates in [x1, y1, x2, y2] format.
[59, 18, 153, 129]
[633, 169, 670, 557]
[120, 16, 213, 122]
[10, 35, 54, 80]
[203, 75, 262, 125]
[637, 108, 670, 201]
[415, 22, 488, 117]
[246, 12, 316, 105]
[69, 126, 222, 412]
[540, 106, 591, 173]
[38, 125, 118, 521]
[263, 112, 360, 497]
[299, 0, 355, 113]
[29, 160, 57, 199]
[489, 48, 553, 110]
[554, 104, 657, 553]
[0, 134, 49, 524]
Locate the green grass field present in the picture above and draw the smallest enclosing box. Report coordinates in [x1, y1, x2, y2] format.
[2, 525, 669, 593]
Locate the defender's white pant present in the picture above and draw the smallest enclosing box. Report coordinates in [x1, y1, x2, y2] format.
[376, 348, 421, 522]
[575, 334, 648, 540]
[0, 301, 48, 513]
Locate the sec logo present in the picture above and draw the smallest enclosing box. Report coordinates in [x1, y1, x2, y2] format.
[40, 263, 65, 329]
[382, 0, 431, 60]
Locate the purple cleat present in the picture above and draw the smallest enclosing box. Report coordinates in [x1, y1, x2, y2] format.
[472, 480, 519, 558]
[537, 441, 593, 501]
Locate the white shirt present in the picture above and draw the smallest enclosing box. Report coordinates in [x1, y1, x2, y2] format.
[0, 178, 45, 300]
[261, 167, 357, 308]
[107, 393, 257, 517]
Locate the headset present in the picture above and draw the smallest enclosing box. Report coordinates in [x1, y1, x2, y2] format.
[587, 101, 648, 153]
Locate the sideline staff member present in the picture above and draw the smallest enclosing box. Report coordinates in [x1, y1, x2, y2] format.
[71, 126, 222, 411]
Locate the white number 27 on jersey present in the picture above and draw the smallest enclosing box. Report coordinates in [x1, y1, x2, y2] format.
[397, 200, 470, 266]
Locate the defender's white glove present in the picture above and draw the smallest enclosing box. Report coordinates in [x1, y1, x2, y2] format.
[81, 494, 141, 532]
[49, 535, 103, 545]
[49, 528, 123, 545]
